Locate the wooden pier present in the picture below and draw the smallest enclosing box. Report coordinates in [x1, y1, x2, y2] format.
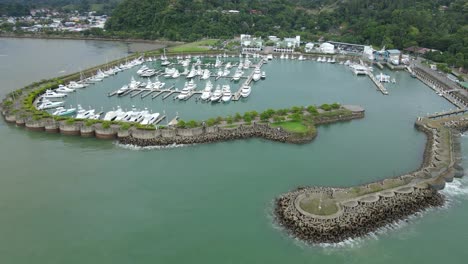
[367, 73, 389, 95]
[163, 90, 180, 100]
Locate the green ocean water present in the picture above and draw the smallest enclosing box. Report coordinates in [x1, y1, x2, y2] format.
[1, 38, 467, 264]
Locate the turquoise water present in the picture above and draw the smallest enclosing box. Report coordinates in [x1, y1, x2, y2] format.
[1, 38, 468, 264]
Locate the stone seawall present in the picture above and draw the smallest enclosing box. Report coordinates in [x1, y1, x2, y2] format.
[274, 115, 468, 244]
[119, 123, 300, 146]
[275, 186, 443, 244]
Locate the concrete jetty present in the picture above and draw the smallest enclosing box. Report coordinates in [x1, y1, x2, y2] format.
[367, 72, 389, 95]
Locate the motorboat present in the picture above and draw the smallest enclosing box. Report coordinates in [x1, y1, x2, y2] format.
[252, 68, 261, 82]
[351, 64, 368, 76]
[152, 77, 165, 89]
[201, 69, 211, 80]
[298, 55, 305, 61]
[221, 85, 232, 102]
[52, 106, 76, 116]
[137, 65, 149, 75]
[196, 66, 203, 76]
[222, 69, 230, 76]
[68, 81, 86, 89]
[140, 69, 156, 77]
[240, 84, 251, 98]
[128, 76, 141, 89]
[37, 99, 64, 110]
[186, 67, 197, 79]
[225, 62, 232, 69]
[280, 53, 285, 59]
[164, 67, 176, 78]
[200, 81, 213, 100]
[261, 71, 266, 80]
[176, 80, 196, 100]
[232, 69, 243, 81]
[128, 109, 149, 123]
[267, 54, 273, 60]
[116, 85, 129, 96]
[145, 80, 153, 89]
[210, 85, 222, 102]
[330, 57, 336, 63]
[171, 69, 180, 78]
[42, 90, 67, 99]
[140, 112, 160, 125]
[75, 105, 96, 119]
[103, 107, 124, 121]
[55, 85, 75, 93]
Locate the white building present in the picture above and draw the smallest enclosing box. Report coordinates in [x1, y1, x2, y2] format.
[320, 42, 335, 54]
[305, 43, 315, 53]
[283, 36, 301, 48]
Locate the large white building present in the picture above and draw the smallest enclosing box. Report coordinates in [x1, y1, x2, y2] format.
[320, 42, 335, 54]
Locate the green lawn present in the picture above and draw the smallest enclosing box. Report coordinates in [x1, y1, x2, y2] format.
[299, 197, 339, 216]
[169, 39, 219, 53]
[270, 121, 309, 133]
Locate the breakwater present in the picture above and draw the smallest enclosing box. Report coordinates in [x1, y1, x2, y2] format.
[274, 114, 468, 244]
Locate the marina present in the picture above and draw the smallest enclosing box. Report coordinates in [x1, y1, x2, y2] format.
[1, 38, 468, 264]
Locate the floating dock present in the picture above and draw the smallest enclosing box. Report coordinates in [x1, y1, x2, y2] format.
[232, 59, 265, 101]
[367, 73, 389, 95]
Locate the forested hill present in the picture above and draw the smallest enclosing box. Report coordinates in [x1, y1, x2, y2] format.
[105, 0, 467, 67]
[0, 0, 122, 15]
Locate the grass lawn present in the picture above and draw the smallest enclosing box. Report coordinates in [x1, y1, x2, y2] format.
[300, 197, 339, 216]
[169, 39, 219, 53]
[271, 121, 309, 133]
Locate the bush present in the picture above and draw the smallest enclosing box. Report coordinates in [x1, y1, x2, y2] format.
[307, 105, 318, 115]
[289, 113, 302, 122]
[273, 115, 285, 122]
[206, 118, 216, 127]
[234, 112, 242, 122]
[186, 120, 199, 128]
[320, 104, 332, 111]
[250, 111, 258, 119]
[65, 118, 75, 125]
[276, 109, 289, 116]
[215, 116, 223, 124]
[177, 120, 186, 128]
[331, 103, 340, 109]
[120, 123, 131, 130]
[226, 115, 233, 124]
[102, 121, 111, 129]
[291, 106, 303, 113]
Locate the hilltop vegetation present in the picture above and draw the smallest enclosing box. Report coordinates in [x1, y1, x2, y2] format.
[104, 0, 467, 68]
[0, 0, 122, 15]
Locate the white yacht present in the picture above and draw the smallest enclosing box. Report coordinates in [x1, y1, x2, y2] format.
[280, 53, 285, 59]
[171, 69, 180, 78]
[200, 81, 213, 100]
[55, 85, 75, 93]
[261, 71, 266, 79]
[252, 68, 261, 82]
[225, 62, 232, 69]
[232, 69, 243, 81]
[128, 76, 141, 89]
[116, 85, 129, 96]
[214, 57, 222, 68]
[137, 65, 149, 75]
[351, 65, 368, 76]
[68, 81, 86, 89]
[152, 77, 165, 89]
[53, 106, 76, 116]
[42, 90, 67, 99]
[103, 107, 124, 121]
[164, 67, 176, 78]
[75, 105, 96, 119]
[177, 80, 197, 100]
[210, 85, 222, 102]
[267, 54, 273, 60]
[221, 85, 232, 102]
[240, 84, 251, 98]
[37, 99, 64, 110]
[201, 69, 211, 80]
[140, 112, 160, 125]
[186, 67, 197, 79]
